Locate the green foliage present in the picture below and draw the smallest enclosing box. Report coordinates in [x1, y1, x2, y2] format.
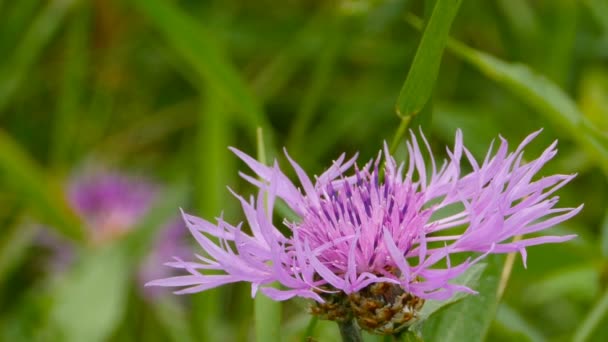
[49, 244, 130, 342]
[128, 0, 273, 146]
[396, 0, 462, 118]
[0, 131, 84, 241]
[422, 255, 504, 342]
[0, 0, 605, 341]
[414, 263, 486, 323]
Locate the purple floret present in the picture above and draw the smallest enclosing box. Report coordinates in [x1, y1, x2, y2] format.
[68, 172, 157, 241]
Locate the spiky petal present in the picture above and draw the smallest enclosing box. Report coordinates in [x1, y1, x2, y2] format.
[148, 130, 581, 302]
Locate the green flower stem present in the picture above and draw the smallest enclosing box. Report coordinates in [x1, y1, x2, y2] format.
[389, 116, 412, 155]
[496, 235, 522, 300]
[338, 320, 363, 342]
[254, 289, 282, 342]
[254, 128, 283, 341]
[301, 316, 318, 342]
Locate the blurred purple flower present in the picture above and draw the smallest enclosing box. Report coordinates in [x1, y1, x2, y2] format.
[68, 172, 157, 243]
[41, 170, 188, 298]
[148, 130, 581, 304]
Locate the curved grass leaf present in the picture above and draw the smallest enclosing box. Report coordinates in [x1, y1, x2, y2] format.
[496, 304, 546, 342]
[153, 298, 196, 342]
[0, 130, 84, 242]
[0, 216, 37, 285]
[0, 0, 75, 114]
[188, 91, 233, 340]
[396, 0, 462, 118]
[405, 14, 608, 175]
[128, 0, 273, 145]
[601, 211, 608, 258]
[51, 4, 89, 170]
[573, 286, 608, 342]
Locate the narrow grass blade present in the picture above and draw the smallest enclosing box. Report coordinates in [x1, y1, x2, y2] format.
[496, 304, 546, 342]
[584, 0, 608, 34]
[51, 3, 89, 171]
[601, 211, 608, 258]
[255, 290, 282, 342]
[406, 14, 608, 176]
[0, 215, 38, 285]
[189, 91, 233, 341]
[254, 127, 282, 342]
[286, 18, 343, 155]
[252, 9, 328, 102]
[395, 0, 462, 118]
[573, 286, 608, 342]
[153, 298, 195, 342]
[448, 41, 608, 174]
[0, 0, 75, 114]
[0, 130, 84, 242]
[128, 0, 273, 146]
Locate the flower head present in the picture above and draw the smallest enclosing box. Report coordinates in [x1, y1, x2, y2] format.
[40, 170, 188, 299]
[147, 130, 581, 332]
[68, 171, 157, 243]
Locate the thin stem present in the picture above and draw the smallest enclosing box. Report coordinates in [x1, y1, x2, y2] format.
[338, 320, 363, 342]
[496, 235, 522, 300]
[254, 127, 282, 341]
[389, 116, 413, 155]
[573, 285, 608, 342]
[301, 316, 318, 342]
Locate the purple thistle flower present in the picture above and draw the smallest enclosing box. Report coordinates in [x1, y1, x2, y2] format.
[68, 172, 157, 243]
[41, 170, 188, 299]
[147, 130, 581, 330]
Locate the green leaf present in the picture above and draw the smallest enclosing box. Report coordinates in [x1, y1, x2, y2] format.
[422, 255, 504, 342]
[522, 264, 600, 305]
[495, 304, 546, 342]
[601, 210, 608, 258]
[49, 244, 130, 342]
[0, 216, 37, 285]
[415, 262, 487, 322]
[153, 298, 196, 342]
[573, 286, 608, 342]
[584, 0, 608, 34]
[128, 0, 273, 145]
[395, 0, 462, 118]
[0, 0, 75, 114]
[286, 17, 343, 155]
[255, 287, 283, 342]
[252, 10, 328, 102]
[405, 14, 608, 175]
[0, 130, 85, 242]
[51, 3, 89, 170]
[189, 89, 233, 341]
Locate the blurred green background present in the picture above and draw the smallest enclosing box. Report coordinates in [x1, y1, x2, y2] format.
[0, 0, 607, 341]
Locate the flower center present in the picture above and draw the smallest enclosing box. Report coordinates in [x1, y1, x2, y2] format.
[290, 164, 429, 277]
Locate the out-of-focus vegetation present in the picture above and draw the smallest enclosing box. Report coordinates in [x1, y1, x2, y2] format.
[0, 0, 607, 341]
